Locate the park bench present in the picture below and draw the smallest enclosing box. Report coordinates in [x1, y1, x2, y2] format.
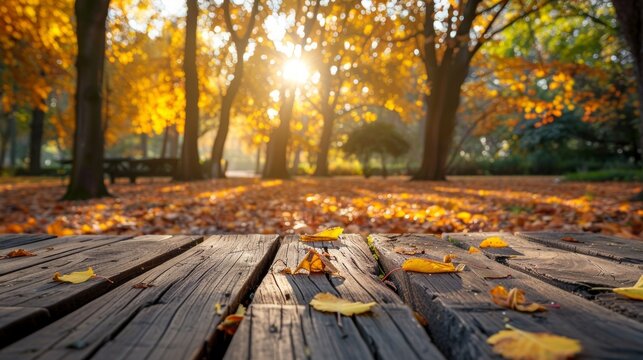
[0, 231, 640, 359]
[59, 158, 178, 184]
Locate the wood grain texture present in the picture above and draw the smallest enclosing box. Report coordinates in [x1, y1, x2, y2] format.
[0, 307, 49, 349]
[0, 235, 132, 276]
[446, 232, 643, 322]
[0, 234, 57, 250]
[517, 231, 643, 266]
[235, 234, 444, 360]
[371, 234, 643, 360]
[0, 234, 279, 360]
[225, 304, 441, 360]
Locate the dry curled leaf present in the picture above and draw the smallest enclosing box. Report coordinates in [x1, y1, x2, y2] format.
[480, 236, 509, 248]
[293, 249, 340, 276]
[487, 327, 582, 360]
[468, 246, 481, 254]
[4, 249, 36, 258]
[309, 292, 376, 316]
[490, 285, 546, 313]
[612, 275, 643, 301]
[443, 254, 456, 263]
[394, 246, 424, 255]
[217, 304, 246, 335]
[53, 267, 96, 284]
[300, 227, 344, 241]
[132, 282, 155, 289]
[560, 236, 580, 243]
[401, 257, 463, 274]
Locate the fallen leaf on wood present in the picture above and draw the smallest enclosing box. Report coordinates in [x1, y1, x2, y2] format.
[401, 257, 463, 274]
[217, 304, 246, 335]
[53, 267, 96, 284]
[310, 292, 376, 316]
[300, 227, 344, 241]
[487, 326, 582, 360]
[214, 303, 223, 315]
[413, 311, 428, 326]
[468, 246, 481, 254]
[132, 282, 154, 289]
[612, 275, 643, 301]
[443, 254, 456, 263]
[3, 249, 36, 258]
[480, 236, 509, 248]
[394, 246, 423, 255]
[560, 236, 580, 243]
[490, 285, 546, 313]
[293, 249, 340, 276]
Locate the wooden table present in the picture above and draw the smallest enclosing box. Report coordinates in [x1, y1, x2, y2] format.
[0, 232, 641, 359]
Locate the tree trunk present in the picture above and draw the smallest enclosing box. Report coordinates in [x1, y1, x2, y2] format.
[140, 133, 148, 158]
[314, 110, 334, 177]
[254, 144, 262, 174]
[175, 0, 203, 181]
[29, 106, 45, 174]
[63, 0, 111, 200]
[8, 113, 16, 168]
[612, 0, 643, 201]
[263, 86, 296, 179]
[413, 66, 467, 181]
[291, 146, 301, 174]
[160, 125, 169, 158]
[169, 126, 179, 158]
[380, 152, 388, 178]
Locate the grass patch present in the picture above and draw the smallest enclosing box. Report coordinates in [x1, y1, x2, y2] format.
[564, 169, 643, 182]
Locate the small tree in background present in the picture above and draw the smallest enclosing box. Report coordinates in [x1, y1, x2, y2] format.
[343, 122, 410, 178]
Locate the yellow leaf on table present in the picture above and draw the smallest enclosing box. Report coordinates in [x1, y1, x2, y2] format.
[217, 304, 246, 335]
[468, 246, 480, 254]
[401, 257, 462, 274]
[487, 327, 582, 360]
[53, 267, 95, 284]
[310, 292, 376, 316]
[4, 249, 36, 258]
[293, 249, 340, 276]
[480, 236, 509, 248]
[612, 275, 643, 301]
[490, 285, 546, 313]
[300, 227, 344, 241]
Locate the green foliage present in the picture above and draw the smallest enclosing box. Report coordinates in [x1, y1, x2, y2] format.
[343, 122, 410, 160]
[564, 169, 643, 182]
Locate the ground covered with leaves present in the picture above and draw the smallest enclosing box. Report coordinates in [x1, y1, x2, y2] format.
[0, 176, 641, 239]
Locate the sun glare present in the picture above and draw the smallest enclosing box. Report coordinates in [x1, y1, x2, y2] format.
[282, 59, 309, 84]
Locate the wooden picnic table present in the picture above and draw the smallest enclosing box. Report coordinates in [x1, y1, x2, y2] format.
[0, 231, 640, 359]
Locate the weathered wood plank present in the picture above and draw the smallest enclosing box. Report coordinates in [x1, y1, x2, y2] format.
[517, 231, 643, 266]
[225, 304, 438, 360]
[372, 234, 643, 360]
[239, 234, 444, 360]
[0, 235, 201, 348]
[0, 235, 279, 360]
[0, 235, 132, 276]
[446, 232, 643, 322]
[0, 307, 49, 350]
[0, 234, 57, 250]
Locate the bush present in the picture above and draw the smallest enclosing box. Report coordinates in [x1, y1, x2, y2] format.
[564, 169, 643, 182]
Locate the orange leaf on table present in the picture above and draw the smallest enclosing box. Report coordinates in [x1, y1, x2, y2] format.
[3, 249, 36, 258]
[300, 227, 343, 241]
[217, 304, 246, 335]
[480, 236, 509, 248]
[53, 267, 96, 284]
[309, 292, 376, 316]
[292, 249, 340, 276]
[487, 326, 582, 360]
[468, 246, 480, 254]
[490, 285, 546, 313]
[401, 257, 464, 274]
[443, 254, 456, 263]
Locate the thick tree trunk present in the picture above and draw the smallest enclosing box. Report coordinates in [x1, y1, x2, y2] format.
[63, 0, 110, 200]
[175, 0, 203, 181]
[314, 110, 334, 177]
[29, 107, 45, 174]
[160, 125, 169, 158]
[612, 0, 643, 201]
[413, 66, 467, 181]
[263, 86, 296, 179]
[210, 60, 243, 179]
[140, 133, 148, 158]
